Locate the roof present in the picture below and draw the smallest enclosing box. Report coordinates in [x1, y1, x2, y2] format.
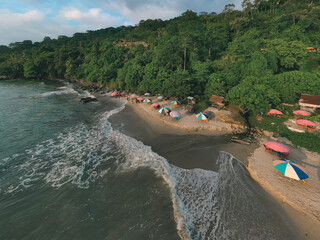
[209, 95, 224, 103]
[299, 94, 320, 106]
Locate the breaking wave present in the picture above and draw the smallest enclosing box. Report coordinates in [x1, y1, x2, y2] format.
[0, 98, 295, 240]
[37, 87, 79, 97]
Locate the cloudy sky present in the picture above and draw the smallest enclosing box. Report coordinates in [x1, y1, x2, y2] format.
[0, 0, 242, 45]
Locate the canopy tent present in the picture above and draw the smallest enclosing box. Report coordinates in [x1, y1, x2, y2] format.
[293, 110, 310, 119]
[264, 141, 291, 158]
[296, 119, 317, 131]
[267, 109, 283, 117]
[151, 103, 160, 109]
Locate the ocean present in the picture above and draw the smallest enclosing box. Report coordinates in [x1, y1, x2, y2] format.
[0, 80, 301, 239]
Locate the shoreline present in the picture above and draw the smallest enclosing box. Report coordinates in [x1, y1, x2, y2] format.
[115, 99, 320, 239]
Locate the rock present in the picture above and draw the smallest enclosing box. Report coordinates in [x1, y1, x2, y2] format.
[79, 97, 97, 104]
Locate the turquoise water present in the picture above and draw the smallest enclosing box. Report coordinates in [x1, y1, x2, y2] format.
[0, 80, 301, 239]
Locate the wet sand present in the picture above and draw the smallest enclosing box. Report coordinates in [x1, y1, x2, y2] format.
[109, 102, 320, 239]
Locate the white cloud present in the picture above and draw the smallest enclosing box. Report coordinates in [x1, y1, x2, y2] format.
[59, 7, 121, 28]
[0, 7, 122, 45]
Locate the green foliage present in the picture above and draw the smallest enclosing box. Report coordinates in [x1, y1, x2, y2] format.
[1, 4, 320, 114]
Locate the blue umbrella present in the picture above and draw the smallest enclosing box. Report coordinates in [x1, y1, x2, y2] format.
[273, 159, 309, 181]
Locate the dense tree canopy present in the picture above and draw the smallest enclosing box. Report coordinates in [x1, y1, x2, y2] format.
[1, 0, 320, 113]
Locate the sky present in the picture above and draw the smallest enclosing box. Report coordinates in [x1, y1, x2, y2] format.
[0, 0, 242, 46]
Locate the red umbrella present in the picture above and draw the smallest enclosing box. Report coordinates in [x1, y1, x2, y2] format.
[297, 119, 317, 127]
[111, 92, 118, 97]
[267, 109, 283, 115]
[137, 97, 145, 101]
[293, 110, 310, 116]
[151, 103, 160, 108]
[121, 92, 126, 97]
[264, 141, 291, 153]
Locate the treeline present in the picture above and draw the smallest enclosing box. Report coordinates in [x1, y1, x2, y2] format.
[1, 0, 320, 113]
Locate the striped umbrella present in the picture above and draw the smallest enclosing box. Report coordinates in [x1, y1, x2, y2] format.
[144, 98, 152, 104]
[159, 107, 171, 115]
[171, 100, 181, 106]
[196, 112, 208, 121]
[264, 141, 291, 153]
[267, 109, 283, 115]
[111, 92, 119, 97]
[151, 103, 160, 108]
[170, 111, 181, 120]
[293, 110, 310, 116]
[296, 119, 317, 127]
[273, 159, 309, 181]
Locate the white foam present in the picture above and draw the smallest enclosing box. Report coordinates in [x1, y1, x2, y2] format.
[38, 87, 78, 97]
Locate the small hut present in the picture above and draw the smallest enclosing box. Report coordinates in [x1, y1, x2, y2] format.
[209, 95, 224, 108]
[299, 94, 320, 112]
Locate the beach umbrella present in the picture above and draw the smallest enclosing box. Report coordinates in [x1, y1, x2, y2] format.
[121, 92, 126, 97]
[293, 110, 310, 116]
[196, 112, 209, 121]
[111, 92, 119, 97]
[131, 94, 138, 98]
[144, 92, 151, 96]
[159, 107, 171, 115]
[158, 96, 164, 99]
[137, 97, 145, 101]
[144, 98, 152, 104]
[151, 103, 160, 108]
[170, 111, 181, 120]
[273, 159, 309, 181]
[171, 100, 181, 106]
[264, 141, 291, 153]
[267, 109, 283, 116]
[296, 119, 317, 127]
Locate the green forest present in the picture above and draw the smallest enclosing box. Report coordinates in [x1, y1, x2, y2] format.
[1, 0, 320, 114]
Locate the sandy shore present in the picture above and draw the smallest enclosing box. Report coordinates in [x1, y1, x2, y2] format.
[112, 98, 320, 239]
[248, 138, 320, 239]
[127, 97, 246, 136]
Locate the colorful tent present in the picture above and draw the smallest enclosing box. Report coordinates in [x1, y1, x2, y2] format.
[267, 109, 283, 116]
[264, 141, 291, 158]
[273, 159, 309, 181]
[293, 110, 310, 117]
[144, 98, 152, 104]
[296, 119, 317, 127]
[170, 111, 181, 120]
[111, 92, 119, 97]
[196, 112, 209, 121]
[121, 92, 126, 97]
[171, 100, 181, 107]
[151, 103, 160, 108]
[159, 107, 171, 115]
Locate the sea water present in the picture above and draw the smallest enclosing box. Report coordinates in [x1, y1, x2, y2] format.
[0, 80, 300, 239]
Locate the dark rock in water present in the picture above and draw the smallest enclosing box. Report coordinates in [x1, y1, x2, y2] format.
[100, 91, 106, 94]
[79, 97, 97, 104]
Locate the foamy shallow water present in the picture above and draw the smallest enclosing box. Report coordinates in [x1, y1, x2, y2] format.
[0, 80, 300, 239]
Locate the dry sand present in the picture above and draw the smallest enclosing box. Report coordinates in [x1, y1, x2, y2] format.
[248, 138, 320, 239]
[128, 97, 246, 136]
[125, 98, 320, 239]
